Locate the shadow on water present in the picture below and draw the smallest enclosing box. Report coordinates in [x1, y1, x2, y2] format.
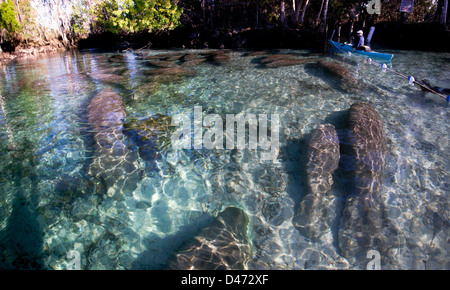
[0, 140, 44, 269]
[280, 137, 310, 210]
[323, 109, 353, 254]
[0, 192, 44, 269]
[130, 212, 214, 270]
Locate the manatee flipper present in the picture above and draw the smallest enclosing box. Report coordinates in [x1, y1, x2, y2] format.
[167, 207, 251, 270]
[87, 88, 142, 199]
[338, 102, 394, 267]
[293, 124, 340, 240]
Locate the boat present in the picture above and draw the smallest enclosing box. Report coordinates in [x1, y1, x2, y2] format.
[328, 40, 394, 63]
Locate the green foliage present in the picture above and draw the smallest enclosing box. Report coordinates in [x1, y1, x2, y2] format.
[15, 0, 39, 43]
[71, 0, 94, 38]
[0, 0, 19, 33]
[93, 0, 183, 34]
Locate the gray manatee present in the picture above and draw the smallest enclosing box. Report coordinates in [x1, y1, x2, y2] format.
[338, 102, 393, 267]
[317, 60, 358, 92]
[293, 124, 340, 240]
[86, 88, 142, 198]
[167, 207, 251, 270]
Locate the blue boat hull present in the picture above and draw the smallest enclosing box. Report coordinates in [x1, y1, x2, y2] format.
[328, 40, 394, 62]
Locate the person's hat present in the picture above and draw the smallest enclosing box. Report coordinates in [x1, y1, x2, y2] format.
[357, 30, 363, 34]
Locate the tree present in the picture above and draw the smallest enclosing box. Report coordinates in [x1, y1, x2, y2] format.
[280, 0, 286, 27]
[0, 0, 19, 34]
[93, 0, 183, 34]
[300, 0, 308, 24]
[0, 0, 19, 50]
[442, 0, 448, 24]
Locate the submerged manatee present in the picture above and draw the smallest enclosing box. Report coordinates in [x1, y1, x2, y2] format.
[293, 124, 340, 240]
[167, 207, 251, 270]
[265, 58, 315, 68]
[87, 88, 141, 198]
[338, 102, 391, 267]
[317, 60, 358, 92]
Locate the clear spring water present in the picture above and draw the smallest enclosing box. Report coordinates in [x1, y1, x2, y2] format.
[0, 48, 448, 270]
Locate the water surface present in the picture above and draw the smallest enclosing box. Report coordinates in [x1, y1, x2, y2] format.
[0, 48, 448, 269]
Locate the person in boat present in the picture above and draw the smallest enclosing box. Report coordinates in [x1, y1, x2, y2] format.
[352, 30, 371, 52]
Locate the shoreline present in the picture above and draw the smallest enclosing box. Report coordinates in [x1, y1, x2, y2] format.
[1, 23, 449, 66]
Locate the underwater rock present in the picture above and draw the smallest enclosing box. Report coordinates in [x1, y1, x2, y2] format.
[317, 60, 358, 92]
[293, 124, 340, 240]
[86, 88, 141, 199]
[338, 102, 391, 267]
[123, 114, 174, 162]
[167, 207, 251, 270]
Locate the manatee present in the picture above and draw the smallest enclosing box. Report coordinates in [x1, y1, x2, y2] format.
[180, 58, 207, 67]
[182, 53, 204, 61]
[259, 54, 294, 63]
[245, 50, 270, 57]
[293, 124, 340, 240]
[145, 60, 180, 68]
[86, 88, 141, 199]
[200, 50, 229, 56]
[317, 60, 358, 92]
[212, 53, 230, 64]
[165, 54, 186, 62]
[265, 58, 315, 68]
[108, 54, 126, 63]
[144, 67, 195, 77]
[338, 102, 391, 267]
[167, 207, 251, 270]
